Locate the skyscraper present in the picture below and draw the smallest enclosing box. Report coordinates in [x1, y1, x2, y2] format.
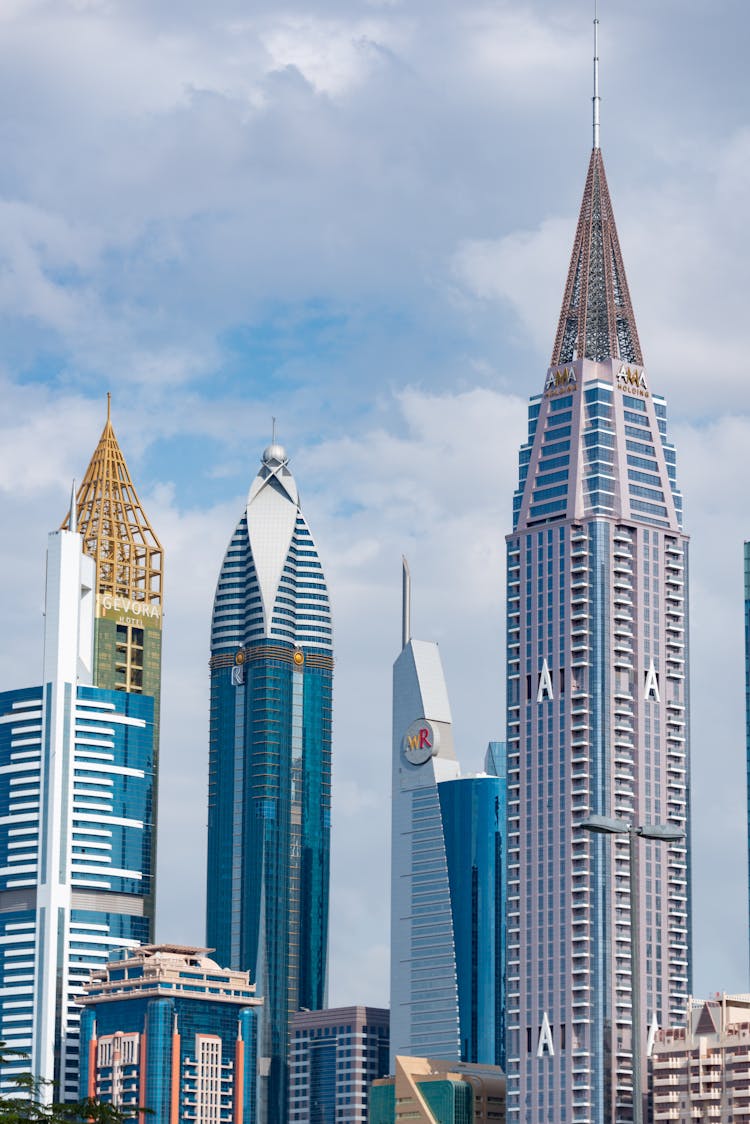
[504, 37, 690, 1124]
[62, 395, 164, 927]
[206, 442, 333, 1124]
[0, 514, 155, 1100]
[391, 563, 505, 1071]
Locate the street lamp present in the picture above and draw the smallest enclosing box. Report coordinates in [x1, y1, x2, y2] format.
[580, 815, 685, 1124]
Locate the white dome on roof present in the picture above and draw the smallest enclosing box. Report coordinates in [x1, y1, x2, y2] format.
[262, 443, 288, 467]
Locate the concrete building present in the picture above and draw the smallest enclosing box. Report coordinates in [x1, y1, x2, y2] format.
[206, 441, 333, 1123]
[78, 944, 262, 1123]
[390, 563, 505, 1070]
[0, 469, 158, 1101]
[504, 29, 690, 1124]
[289, 1006, 389, 1123]
[651, 994, 750, 1121]
[369, 1056, 505, 1123]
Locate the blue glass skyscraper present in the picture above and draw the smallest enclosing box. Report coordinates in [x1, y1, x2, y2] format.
[390, 563, 504, 1071]
[439, 771, 506, 1069]
[206, 443, 333, 1124]
[0, 519, 155, 1101]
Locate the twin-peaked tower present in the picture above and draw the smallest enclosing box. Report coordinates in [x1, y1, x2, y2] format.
[504, 141, 690, 1122]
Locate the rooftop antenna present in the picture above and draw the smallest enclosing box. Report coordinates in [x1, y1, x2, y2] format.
[106, 391, 111, 423]
[272, 416, 277, 444]
[593, 0, 601, 149]
[401, 556, 411, 650]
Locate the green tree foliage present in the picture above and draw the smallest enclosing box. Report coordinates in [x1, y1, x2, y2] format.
[0, 1045, 135, 1123]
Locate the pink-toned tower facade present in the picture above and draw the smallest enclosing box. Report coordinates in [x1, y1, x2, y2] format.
[504, 144, 690, 1122]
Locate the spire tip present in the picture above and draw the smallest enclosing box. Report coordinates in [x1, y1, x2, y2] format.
[593, 0, 601, 149]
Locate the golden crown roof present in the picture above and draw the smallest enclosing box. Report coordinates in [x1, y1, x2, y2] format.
[62, 394, 163, 605]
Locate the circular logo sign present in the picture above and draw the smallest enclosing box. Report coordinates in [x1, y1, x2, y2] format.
[402, 719, 439, 766]
[293, 649, 305, 666]
[235, 650, 246, 665]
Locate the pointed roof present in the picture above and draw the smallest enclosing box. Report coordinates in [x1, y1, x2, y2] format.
[551, 147, 642, 367]
[62, 395, 163, 605]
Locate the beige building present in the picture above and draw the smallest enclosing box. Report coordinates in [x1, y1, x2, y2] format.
[651, 993, 750, 1121]
[369, 1056, 505, 1123]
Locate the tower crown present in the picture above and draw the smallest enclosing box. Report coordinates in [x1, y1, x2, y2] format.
[551, 148, 642, 367]
[62, 398, 163, 606]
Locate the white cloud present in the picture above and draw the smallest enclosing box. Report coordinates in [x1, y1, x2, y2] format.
[0, 0, 748, 1018]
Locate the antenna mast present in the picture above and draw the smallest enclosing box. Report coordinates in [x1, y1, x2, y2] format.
[401, 556, 411, 651]
[593, 0, 601, 149]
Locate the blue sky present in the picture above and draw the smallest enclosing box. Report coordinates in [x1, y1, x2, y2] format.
[0, 0, 749, 1008]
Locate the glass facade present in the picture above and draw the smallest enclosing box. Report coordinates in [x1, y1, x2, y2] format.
[439, 774, 506, 1069]
[78, 947, 260, 1123]
[505, 142, 690, 1124]
[206, 446, 332, 1124]
[0, 681, 154, 1099]
[506, 363, 690, 1124]
[289, 1006, 389, 1124]
[391, 637, 507, 1074]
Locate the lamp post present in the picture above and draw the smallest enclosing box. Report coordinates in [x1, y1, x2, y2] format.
[580, 815, 685, 1124]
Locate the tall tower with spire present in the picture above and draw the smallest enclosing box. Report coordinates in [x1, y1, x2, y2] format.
[0, 466, 156, 1100]
[206, 441, 333, 1124]
[62, 397, 163, 926]
[504, 15, 690, 1124]
[64, 395, 164, 705]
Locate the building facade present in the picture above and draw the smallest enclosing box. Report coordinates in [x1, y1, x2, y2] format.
[288, 1005, 389, 1123]
[745, 542, 750, 967]
[504, 146, 690, 1121]
[651, 994, 750, 1121]
[78, 944, 262, 1123]
[206, 442, 333, 1124]
[391, 566, 505, 1071]
[0, 521, 155, 1100]
[370, 1056, 506, 1124]
[440, 770, 506, 1070]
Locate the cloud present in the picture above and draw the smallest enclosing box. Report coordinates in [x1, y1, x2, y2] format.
[0, 0, 749, 1016]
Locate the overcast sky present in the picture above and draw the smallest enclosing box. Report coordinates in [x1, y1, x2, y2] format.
[0, 0, 748, 1011]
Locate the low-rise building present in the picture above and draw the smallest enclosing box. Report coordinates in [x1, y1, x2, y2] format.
[651, 993, 750, 1121]
[369, 1056, 505, 1123]
[77, 943, 262, 1123]
[289, 1005, 389, 1123]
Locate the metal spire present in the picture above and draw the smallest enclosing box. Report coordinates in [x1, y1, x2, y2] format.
[593, 0, 601, 150]
[401, 556, 411, 651]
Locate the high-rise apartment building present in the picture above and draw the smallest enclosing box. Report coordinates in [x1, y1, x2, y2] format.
[78, 944, 262, 1123]
[651, 994, 750, 1121]
[288, 1005, 389, 1123]
[0, 515, 155, 1100]
[504, 81, 690, 1124]
[206, 442, 333, 1123]
[391, 564, 505, 1071]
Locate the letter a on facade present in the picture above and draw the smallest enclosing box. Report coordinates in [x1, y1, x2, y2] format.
[537, 659, 554, 703]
